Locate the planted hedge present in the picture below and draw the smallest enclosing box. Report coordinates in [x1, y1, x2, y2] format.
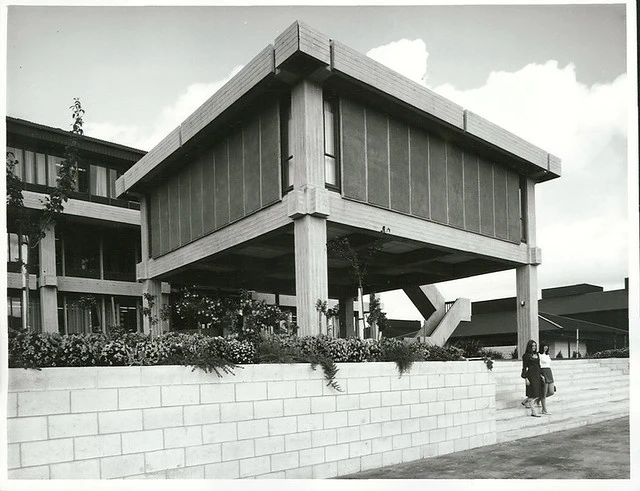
[8, 330, 465, 379]
[590, 347, 629, 358]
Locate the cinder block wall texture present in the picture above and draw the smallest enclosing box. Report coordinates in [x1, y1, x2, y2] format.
[7, 361, 496, 479]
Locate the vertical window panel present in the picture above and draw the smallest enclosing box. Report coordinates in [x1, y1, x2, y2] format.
[36, 153, 47, 185]
[324, 99, 335, 156]
[90, 165, 108, 197]
[108, 169, 119, 198]
[24, 151, 36, 184]
[325, 156, 337, 186]
[76, 163, 89, 193]
[47, 155, 64, 187]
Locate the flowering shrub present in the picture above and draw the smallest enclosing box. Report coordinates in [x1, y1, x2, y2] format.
[58, 334, 106, 367]
[9, 329, 466, 381]
[168, 288, 293, 340]
[591, 347, 629, 358]
[8, 330, 61, 369]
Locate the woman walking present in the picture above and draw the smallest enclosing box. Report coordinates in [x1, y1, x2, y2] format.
[521, 339, 543, 417]
[538, 343, 555, 415]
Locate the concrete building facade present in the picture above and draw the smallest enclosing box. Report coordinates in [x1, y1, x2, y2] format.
[117, 21, 561, 352]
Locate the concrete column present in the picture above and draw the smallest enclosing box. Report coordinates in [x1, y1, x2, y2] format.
[142, 279, 166, 337]
[289, 78, 329, 336]
[516, 178, 539, 357]
[294, 216, 328, 336]
[38, 223, 59, 333]
[339, 297, 355, 338]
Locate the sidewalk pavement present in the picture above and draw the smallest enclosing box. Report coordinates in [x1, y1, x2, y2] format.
[340, 417, 630, 480]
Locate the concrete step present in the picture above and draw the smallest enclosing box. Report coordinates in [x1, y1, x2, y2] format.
[497, 401, 629, 443]
[492, 360, 627, 375]
[497, 396, 628, 432]
[495, 372, 628, 393]
[496, 389, 628, 422]
[495, 370, 629, 387]
[496, 377, 629, 398]
[496, 385, 629, 410]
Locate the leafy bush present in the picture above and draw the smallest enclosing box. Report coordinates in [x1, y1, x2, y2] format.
[58, 334, 105, 366]
[591, 347, 629, 359]
[9, 330, 61, 369]
[9, 328, 467, 385]
[376, 338, 420, 375]
[480, 349, 504, 360]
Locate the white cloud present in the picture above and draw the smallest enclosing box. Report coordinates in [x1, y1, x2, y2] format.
[373, 40, 628, 318]
[367, 39, 429, 85]
[85, 65, 244, 151]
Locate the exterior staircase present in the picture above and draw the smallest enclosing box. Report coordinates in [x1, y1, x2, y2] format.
[403, 285, 471, 345]
[493, 358, 629, 443]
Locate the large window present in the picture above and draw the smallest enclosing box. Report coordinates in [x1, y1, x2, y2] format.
[6, 232, 38, 274]
[7, 291, 42, 332]
[103, 228, 140, 281]
[57, 224, 138, 281]
[58, 293, 140, 334]
[323, 95, 339, 188]
[63, 225, 100, 279]
[281, 98, 294, 191]
[7, 292, 22, 330]
[7, 145, 127, 201]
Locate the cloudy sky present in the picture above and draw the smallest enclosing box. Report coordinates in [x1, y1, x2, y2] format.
[6, 5, 631, 320]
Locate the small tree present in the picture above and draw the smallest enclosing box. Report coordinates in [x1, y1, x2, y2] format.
[6, 99, 85, 330]
[366, 294, 389, 339]
[327, 233, 385, 338]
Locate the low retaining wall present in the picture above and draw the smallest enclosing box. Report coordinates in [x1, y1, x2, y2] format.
[7, 361, 496, 479]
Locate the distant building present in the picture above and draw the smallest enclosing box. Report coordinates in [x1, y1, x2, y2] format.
[6, 116, 145, 333]
[449, 281, 629, 356]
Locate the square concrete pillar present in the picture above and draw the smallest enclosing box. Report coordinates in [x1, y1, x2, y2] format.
[516, 178, 539, 357]
[38, 223, 59, 333]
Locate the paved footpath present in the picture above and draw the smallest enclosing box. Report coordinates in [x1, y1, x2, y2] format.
[341, 417, 630, 479]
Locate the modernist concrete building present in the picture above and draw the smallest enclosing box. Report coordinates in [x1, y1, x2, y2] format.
[6, 117, 146, 333]
[117, 21, 561, 354]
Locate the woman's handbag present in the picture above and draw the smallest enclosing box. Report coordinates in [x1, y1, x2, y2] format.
[520, 367, 528, 379]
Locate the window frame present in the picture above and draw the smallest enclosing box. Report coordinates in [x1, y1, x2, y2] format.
[323, 92, 341, 191]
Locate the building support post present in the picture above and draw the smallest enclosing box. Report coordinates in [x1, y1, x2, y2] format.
[289, 78, 329, 336]
[516, 178, 540, 357]
[38, 223, 59, 333]
[138, 196, 170, 337]
[294, 216, 328, 336]
[339, 297, 355, 338]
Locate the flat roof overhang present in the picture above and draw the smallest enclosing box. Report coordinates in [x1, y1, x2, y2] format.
[117, 21, 560, 198]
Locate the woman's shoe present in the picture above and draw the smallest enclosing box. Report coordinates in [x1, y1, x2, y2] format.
[531, 412, 541, 417]
[541, 411, 551, 415]
[521, 399, 531, 408]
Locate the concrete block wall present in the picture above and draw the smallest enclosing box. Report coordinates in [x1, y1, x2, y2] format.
[7, 361, 495, 479]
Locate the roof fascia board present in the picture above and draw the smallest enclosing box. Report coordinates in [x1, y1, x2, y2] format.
[7, 116, 146, 161]
[275, 21, 331, 68]
[331, 40, 465, 130]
